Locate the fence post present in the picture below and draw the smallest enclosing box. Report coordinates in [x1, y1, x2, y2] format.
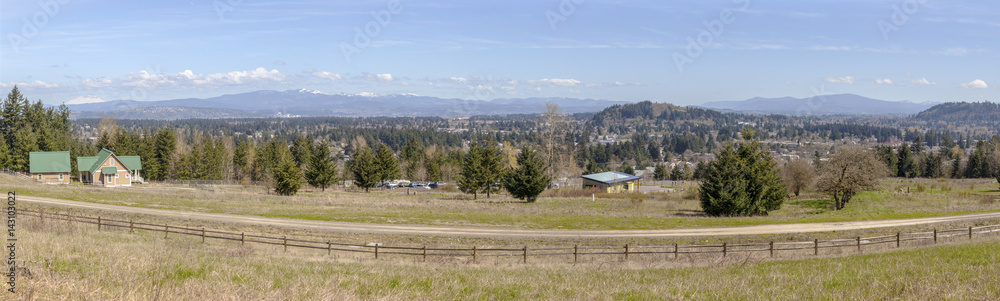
[473, 246, 477, 263]
[98, 216, 101, 231]
[857, 237, 861, 253]
[523, 246, 528, 264]
[164, 224, 168, 239]
[624, 244, 629, 261]
[202, 228, 206, 243]
[969, 227, 973, 240]
[375, 244, 379, 259]
[423, 245, 427, 262]
[933, 229, 937, 244]
[573, 245, 578, 263]
[814, 239, 818, 256]
[129, 219, 134, 233]
[674, 243, 679, 259]
[896, 232, 900, 248]
[327, 241, 331, 256]
[283, 236, 287, 252]
[769, 241, 774, 257]
[241, 232, 245, 245]
[40, 209, 44, 223]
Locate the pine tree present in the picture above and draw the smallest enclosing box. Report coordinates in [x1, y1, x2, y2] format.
[698, 130, 786, 216]
[458, 140, 503, 199]
[350, 146, 379, 192]
[502, 146, 551, 203]
[290, 135, 313, 168]
[653, 164, 667, 180]
[233, 138, 251, 181]
[897, 143, 917, 178]
[0, 137, 10, 169]
[375, 143, 399, 185]
[306, 141, 338, 191]
[273, 158, 302, 196]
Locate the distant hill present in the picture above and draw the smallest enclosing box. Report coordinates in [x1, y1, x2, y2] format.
[914, 102, 1000, 123]
[701, 94, 935, 115]
[65, 89, 633, 119]
[589, 100, 732, 127]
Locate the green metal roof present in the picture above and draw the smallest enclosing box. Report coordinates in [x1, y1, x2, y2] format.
[29, 151, 71, 173]
[581, 171, 641, 184]
[118, 156, 142, 170]
[101, 166, 117, 174]
[77, 156, 96, 173]
[86, 149, 114, 173]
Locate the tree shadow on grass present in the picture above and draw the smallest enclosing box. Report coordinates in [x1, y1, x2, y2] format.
[788, 198, 834, 214]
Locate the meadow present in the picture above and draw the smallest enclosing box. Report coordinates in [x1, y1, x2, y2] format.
[10, 212, 1000, 300]
[5, 174, 1000, 230]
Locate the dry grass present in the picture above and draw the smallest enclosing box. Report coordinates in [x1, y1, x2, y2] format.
[6, 174, 1000, 231]
[11, 215, 1000, 300]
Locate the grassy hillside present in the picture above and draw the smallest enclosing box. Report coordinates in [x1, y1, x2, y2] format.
[13, 216, 1000, 300]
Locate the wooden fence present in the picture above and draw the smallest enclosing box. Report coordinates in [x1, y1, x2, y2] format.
[18, 208, 1000, 264]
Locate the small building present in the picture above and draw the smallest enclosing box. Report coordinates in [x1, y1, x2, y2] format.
[77, 149, 142, 187]
[581, 171, 641, 193]
[29, 151, 71, 184]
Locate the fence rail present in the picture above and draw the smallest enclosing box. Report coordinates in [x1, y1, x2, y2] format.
[18, 209, 1000, 264]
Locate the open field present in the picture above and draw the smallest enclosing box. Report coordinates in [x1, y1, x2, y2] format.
[11, 212, 1000, 300]
[5, 174, 1000, 231]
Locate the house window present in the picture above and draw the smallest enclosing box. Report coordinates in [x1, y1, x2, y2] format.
[115, 174, 119, 178]
[38, 174, 42, 180]
[59, 174, 64, 180]
[110, 160, 114, 166]
[126, 173, 130, 178]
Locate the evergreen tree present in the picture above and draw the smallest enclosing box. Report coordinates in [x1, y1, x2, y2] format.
[273, 158, 302, 196]
[669, 164, 685, 181]
[10, 125, 36, 172]
[897, 143, 917, 178]
[698, 130, 786, 216]
[502, 146, 551, 203]
[233, 137, 251, 181]
[653, 164, 668, 180]
[305, 141, 338, 191]
[350, 146, 379, 192]
[290, 135, 313, 168]
[0, 137, 10, 169]
[150, 128, 175, 181]
[375, 143, 400, 185]
[458, 140, 504, 199]
[875, 146, 897, 176]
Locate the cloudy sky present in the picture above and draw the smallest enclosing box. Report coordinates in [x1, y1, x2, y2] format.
[1, 0, 997, 105]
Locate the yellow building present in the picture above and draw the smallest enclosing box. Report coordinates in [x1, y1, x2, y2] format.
[581, 171, 640, 193]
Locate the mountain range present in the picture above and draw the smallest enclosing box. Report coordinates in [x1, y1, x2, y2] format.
[67, 90, 940, 120]
[700, 94, 936, 116]
[67, 89, 631, 119]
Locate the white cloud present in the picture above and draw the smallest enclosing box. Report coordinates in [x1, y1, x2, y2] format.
[823, 76, 855, 85]
[961, 79, 988, 89]
[66, 96, 105, 105]
[0, 80, 61, 89]
[117, 67, 288, 88]
[449, 77, 467, 84]
[527, 78, 581, 87]
[312, 71, 343, 81]
[376, 73, 393, 82]
[911, 78, 936, 85]
[82, 77, 113, 88]
[875, 78, 894, 85]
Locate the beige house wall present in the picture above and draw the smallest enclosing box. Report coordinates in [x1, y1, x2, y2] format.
[32, 172, 70, 184]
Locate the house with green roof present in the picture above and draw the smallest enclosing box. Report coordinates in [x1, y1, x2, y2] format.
[29, 151, 71, 184]
[581, 171, 641, 193]
[77, 148, 143, 187]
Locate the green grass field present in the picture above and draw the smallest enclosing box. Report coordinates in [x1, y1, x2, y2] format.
[13, 216, 1000, 300]
[6, 174, 1000, 230]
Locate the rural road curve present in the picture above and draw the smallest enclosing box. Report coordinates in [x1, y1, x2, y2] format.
[19, 195, 1000, 238]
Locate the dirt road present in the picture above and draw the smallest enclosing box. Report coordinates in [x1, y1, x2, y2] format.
[19, 195, 1000, 238]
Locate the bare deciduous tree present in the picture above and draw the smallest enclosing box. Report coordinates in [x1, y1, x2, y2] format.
[781, 158, 815, 197]
[815, 146, 889, 210]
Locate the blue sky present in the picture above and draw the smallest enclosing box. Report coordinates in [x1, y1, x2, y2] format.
[1, 0, 997, 106]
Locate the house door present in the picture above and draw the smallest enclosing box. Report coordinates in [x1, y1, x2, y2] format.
[106, 174, 114, 184]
